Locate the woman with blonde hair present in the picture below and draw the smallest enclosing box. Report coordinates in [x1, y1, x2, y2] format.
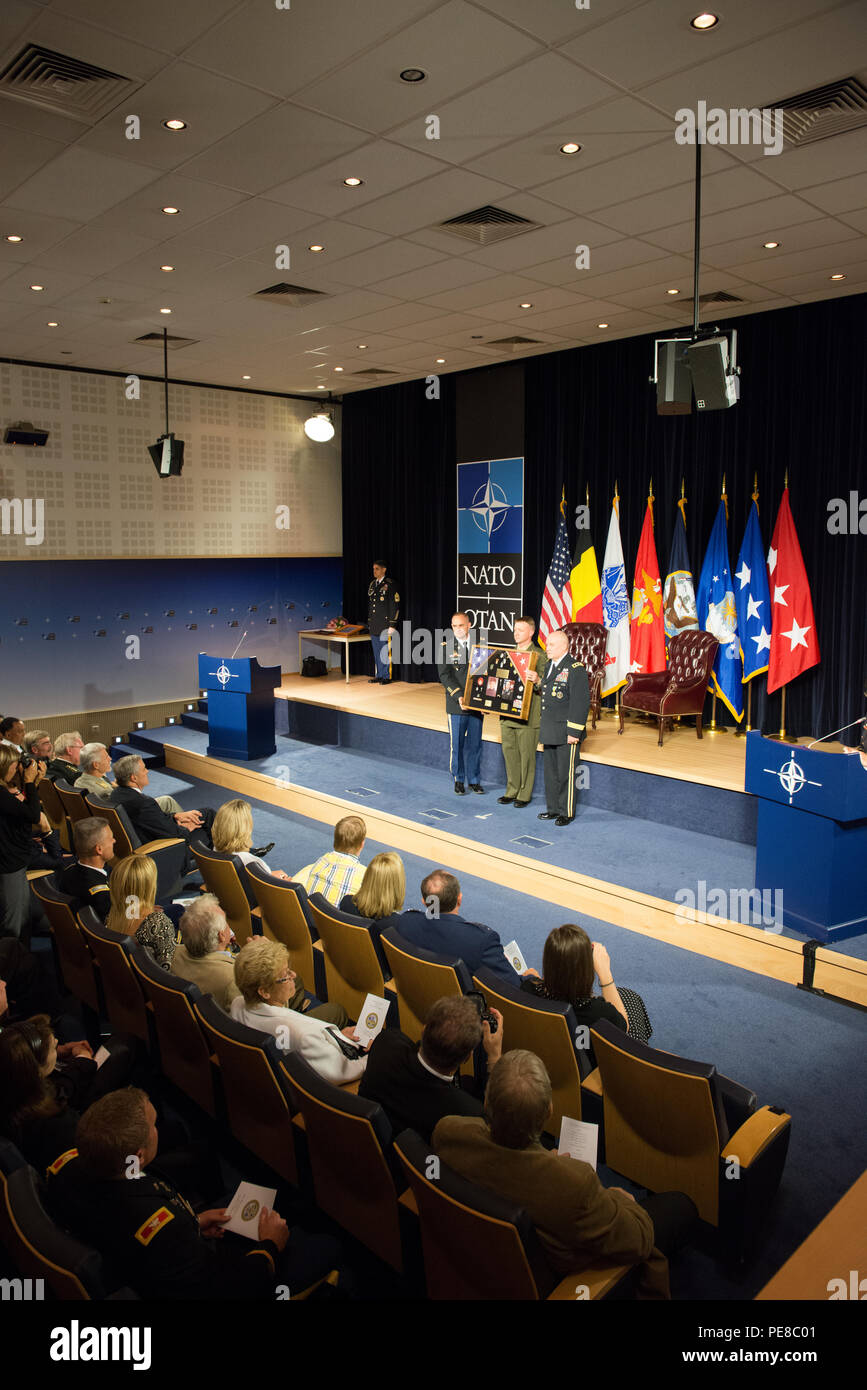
[212, 799, 289, 888]
[340, 851, 405, 974]
[231, 937, 366, 1085]
[105, 853, 176, 969]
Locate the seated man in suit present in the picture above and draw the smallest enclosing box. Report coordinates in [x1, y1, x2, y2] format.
[46, 731, 85, 783]
[110, 755, 215, 850]
[56, 817, 115, 923]
[433, 1050, 697, 1299]
[23, 730, 53, 762]
[0, 716, 25, 752]
[76, 742, 184, 818]
[396, 869, 525, 984]
[359, 995, 503, 1142]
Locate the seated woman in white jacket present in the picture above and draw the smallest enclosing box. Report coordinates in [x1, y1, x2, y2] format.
[230, 937, 368, 1087]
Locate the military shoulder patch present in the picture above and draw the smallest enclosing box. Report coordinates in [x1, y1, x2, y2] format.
[135, 1207, 174, 1246]
[88, 883, 109, 895]
[47, 1147, 78, 1176]
[571, 661, 583, 669]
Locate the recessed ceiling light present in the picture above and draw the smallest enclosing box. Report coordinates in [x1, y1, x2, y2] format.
[317, 384, 327, 389]
[161, 206, 180, 215]
[400, 68, 426, 82]
[160, 307, 172, 314]
[334, 366, 344, 372]
[163, 119, 186, 130]
[763, 241, 780, 249]
[597, 322, 609, 328]
[160, 264, 175, 271]
[5, 234, 23, 243]
[242, 375, 251, 380]
[829, 273, 846, 280]
[30, 284, 44, 291]
[343, 176, 363, 187]
[519, 302, 533, 309]
[47, 321, 59, 327]
[691, 12, 719, 28]
[666, 288, 680, 295]
[308, 243, 325, 252]
[357, 343, 368, 349]
[559, 142, 581, 155]
[436, 358, 446, 364]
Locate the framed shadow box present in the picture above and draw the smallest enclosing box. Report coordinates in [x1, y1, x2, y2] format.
[464, 645, 537, 721]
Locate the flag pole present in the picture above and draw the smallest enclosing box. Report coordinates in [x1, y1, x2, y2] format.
[613, 480, 621, 722]
[767, 685, 788, 741]
[707, 473, 729, 734]
[745, 471, 760, 734]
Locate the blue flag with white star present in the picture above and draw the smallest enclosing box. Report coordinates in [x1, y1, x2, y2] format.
[696, 500, 743, 721]
[734, 501, 771, 682]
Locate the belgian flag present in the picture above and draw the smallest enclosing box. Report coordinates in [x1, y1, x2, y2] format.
[571, 512, 603, 623]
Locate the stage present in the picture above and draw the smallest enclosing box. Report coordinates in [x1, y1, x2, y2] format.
[127, 677, 866, 1007]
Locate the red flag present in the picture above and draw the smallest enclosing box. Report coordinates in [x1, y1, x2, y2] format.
[767, 487, 819, 694]
[630, 499, 666, 673]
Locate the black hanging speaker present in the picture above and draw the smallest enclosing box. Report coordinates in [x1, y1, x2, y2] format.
[147, 432, 184, 477]
[656, 341, 692, 415]
[686, 336, 739, 411]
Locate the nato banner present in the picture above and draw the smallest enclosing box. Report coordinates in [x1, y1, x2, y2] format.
[457, 458, 524, 640]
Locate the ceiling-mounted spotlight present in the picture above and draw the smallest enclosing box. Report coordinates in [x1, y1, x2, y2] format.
[163, 118, 187, 130]
[400, 68, 426, 82]
[343, 176, 363, 187]
[559, 142, 581, 155]
[304, 411, 335, 442]
[690, 12, 719, 28]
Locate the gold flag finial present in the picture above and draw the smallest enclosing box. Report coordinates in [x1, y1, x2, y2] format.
[721, 473, 728, 523]
[648, 476, 654, 527]
[559, 484, 566, 518]
[784, 468, 789, 488]
[678, 479, 688, 528]
[752, 472, 759, 509]
[585, 482, 589, 508]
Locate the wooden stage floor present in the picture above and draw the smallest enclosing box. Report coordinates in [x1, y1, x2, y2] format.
[275, 672, 850, 796]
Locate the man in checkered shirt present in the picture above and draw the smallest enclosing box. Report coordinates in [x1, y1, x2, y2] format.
[292, 815, 367, 905]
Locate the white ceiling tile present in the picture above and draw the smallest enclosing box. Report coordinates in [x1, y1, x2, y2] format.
[0, 207, 83, 258]
[0, 131, 66, 202]
[162, 200, 325, 260]
[77, 65, 278, 171]
[639, 0, 867, 115]
[186, 0, 439, 99]
[43, 0, 240, 52]
[386, 52, 620, 165]
[462, 215, 622, 272]
[22, 6, 169, 79]
[322, 240, 446, 288]
[344, 167, 514, 236]
[181, 104, 368, 196]
[369, 259, 500, 300]
[264, 140, 449, 217]
[0, 263, 90, 303]
[698, 217, 860, 268]
[341, 303, 452, 333]
[470, 0, 646, 44]
[0, 91, 83, 144]
[419, 273, 545, 310]
[26, 222, 158, 274]
[840, 207, 867, 234]
[799, 171, 867, 215]
[8, 147, 161, 220]
[293, 0, 541, 131]
[90, 175, 245, 240]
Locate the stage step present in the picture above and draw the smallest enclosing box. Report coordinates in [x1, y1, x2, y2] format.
[181, 711, 209, 733]
[109, 740, 165, 769]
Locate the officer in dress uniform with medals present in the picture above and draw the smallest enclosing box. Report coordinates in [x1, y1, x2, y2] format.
[537, 627, 591, 826]
[498, 614, 547, 808]
[367, 559, 400, 684]
[437, 612, 484, 795]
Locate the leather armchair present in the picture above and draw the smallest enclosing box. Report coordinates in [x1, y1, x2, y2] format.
[562, 621, 608, 731]
[619, 630, 719, 746]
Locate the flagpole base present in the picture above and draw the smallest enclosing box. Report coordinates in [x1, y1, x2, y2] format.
[766, 730, 789, 742]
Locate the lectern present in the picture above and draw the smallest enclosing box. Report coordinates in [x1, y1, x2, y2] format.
[197, 654, 281, 761]
[745, 731, 867, 942]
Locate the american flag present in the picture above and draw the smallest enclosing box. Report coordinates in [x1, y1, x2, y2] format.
[539, 513, 573, 646]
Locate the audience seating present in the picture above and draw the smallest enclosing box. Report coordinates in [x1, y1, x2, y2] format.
[0, 1161, 113, 1300]
[194, 994, 298, 1186]
[130, 952, 217, 1119]
[37, 777, 71, 851]
[245, 864, 321, 994]
[54, 778, 91, 828]
[380, 926, 474, 1075]
[563, 621, 608, 731]
[589, 1019, 792, 1261]
[76, 906, 151, 1044]
[82, 794, 187, 902]
[279, 1051, 412, 1274]
[394, 1129, 633, 1300]
[189, 838, 260, 944]
[619, 630, 719, 747]
[473, 967, 598, 1135]
[29, 879, 101, 1022]
[306, 893, 394, 1021]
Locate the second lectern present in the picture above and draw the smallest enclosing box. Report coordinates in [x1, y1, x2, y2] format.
[197, 654, 281, 761]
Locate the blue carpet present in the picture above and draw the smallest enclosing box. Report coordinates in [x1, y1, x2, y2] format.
[143, 758, 867, 1301]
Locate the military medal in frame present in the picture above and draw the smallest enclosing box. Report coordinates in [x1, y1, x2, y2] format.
[463, 645, 537, 720]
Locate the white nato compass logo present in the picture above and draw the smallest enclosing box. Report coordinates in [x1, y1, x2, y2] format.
[210, 662, 238, 688]
[469, 479, 511, 538]
[763, 754, 822, 805]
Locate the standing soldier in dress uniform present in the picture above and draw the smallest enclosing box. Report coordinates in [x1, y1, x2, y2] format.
[498, 615, 547, 808]
[367, 560, 400, 684]
[537, 628, 590, 826]
[437, 612, 485, 795]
